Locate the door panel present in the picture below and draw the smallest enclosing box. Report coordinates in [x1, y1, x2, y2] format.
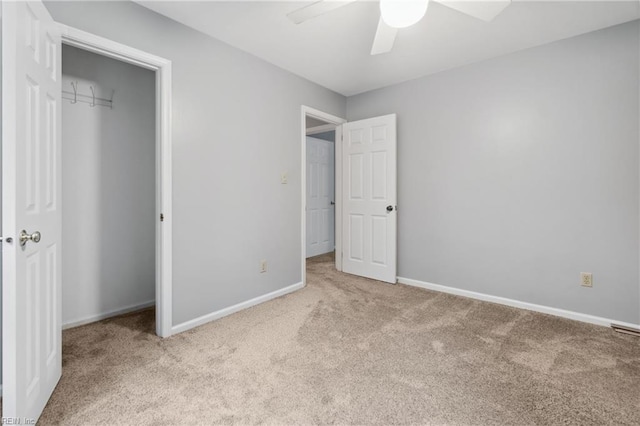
[341, 115, 396, 283]
[3, 1, 62, 421]
[348, 214, 364, 261]
[349, 154, 364, 199]
[306, 136, 335, 258]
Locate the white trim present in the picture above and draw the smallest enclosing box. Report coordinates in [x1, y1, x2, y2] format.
[58, 25, 165, 72]
[301, 106, 346, 283]
[171, 282, 304, 334]
[306, 123, 335, 136]
[58, 24, 173, 338]
[62, 301, 156, 330]
[334, 125, 343, 272]
[398, 277, 640, 329]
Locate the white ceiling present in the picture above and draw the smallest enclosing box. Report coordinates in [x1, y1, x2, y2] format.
[136, 1, 639, 96]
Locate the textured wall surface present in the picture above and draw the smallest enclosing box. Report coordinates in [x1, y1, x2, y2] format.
[347, 21, 640, 323]
[46, 1, 346, 326]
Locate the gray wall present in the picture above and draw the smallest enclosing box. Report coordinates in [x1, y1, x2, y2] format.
[45, 1, 346, 326]
[61, 45, 156, 325]
[347, 20, 640, 324]
[35, 3, 639, 332]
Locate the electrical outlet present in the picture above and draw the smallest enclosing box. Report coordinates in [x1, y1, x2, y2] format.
[581, 272, 593, 287]
[260, 260, 267, 273]
[281, 172, 288, 184]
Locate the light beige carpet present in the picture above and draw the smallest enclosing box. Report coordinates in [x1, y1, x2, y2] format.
[37, 253, 639, 425]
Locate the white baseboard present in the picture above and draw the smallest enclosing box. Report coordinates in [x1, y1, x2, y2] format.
[62, 300, 156, 330]
[397, 277, 640, 330]
[172, 281, 304, 334]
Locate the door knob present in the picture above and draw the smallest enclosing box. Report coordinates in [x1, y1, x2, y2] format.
[20, 230, 41, 247]
[386, 205, 394, 212]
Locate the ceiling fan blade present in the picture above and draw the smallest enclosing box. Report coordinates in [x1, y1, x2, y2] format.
[436, 0, 511, 22]
[371, 17, 398, 55]
[287, 0, 358, 24]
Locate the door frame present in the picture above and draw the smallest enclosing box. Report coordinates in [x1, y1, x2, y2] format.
[301, 106, 346, 284]
[58, 24, 173, 337]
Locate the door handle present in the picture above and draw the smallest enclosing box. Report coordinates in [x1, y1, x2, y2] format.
[386, 205, 394, 212]
[330, 201, 335, 205]
[20, 230, 41, 247]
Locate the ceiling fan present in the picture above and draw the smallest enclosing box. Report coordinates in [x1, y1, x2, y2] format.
[287, 0, 511, 55]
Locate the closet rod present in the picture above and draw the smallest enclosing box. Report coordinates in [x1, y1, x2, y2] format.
[62, 91, 113, 109]
[62, 88, 113, 109]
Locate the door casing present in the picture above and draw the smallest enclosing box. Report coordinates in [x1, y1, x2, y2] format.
[58, 24, 173, 338]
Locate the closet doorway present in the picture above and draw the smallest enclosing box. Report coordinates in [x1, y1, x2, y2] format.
[300, 106, 346, 284]
[60, 26, 173, 337]
[61, 45, 156, 331]
[306, 118, 336, 258]
[2, 8, 172, 419]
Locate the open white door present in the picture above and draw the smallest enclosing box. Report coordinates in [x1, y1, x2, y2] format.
[341, 114, 396, 283]
[2, 1, 62, 421]
[306, 136, 335, 258]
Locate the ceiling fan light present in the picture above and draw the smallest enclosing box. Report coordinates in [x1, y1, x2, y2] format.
[380, 0, 429, 29]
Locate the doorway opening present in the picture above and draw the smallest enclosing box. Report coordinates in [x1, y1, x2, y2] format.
[301, 106, 345, 284]
[1, 7, 173, 418]
[301, 108, 398, 287]
[60, 25, 173, 337]
[60, 44, 157, 334]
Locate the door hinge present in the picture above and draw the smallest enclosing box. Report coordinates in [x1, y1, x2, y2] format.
[160, 213, 164, 222]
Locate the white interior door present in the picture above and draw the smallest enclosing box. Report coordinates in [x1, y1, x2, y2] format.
[341, 114, 396, 283]
[306, 136, 335, 258]
[2, 1, 62, 421]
